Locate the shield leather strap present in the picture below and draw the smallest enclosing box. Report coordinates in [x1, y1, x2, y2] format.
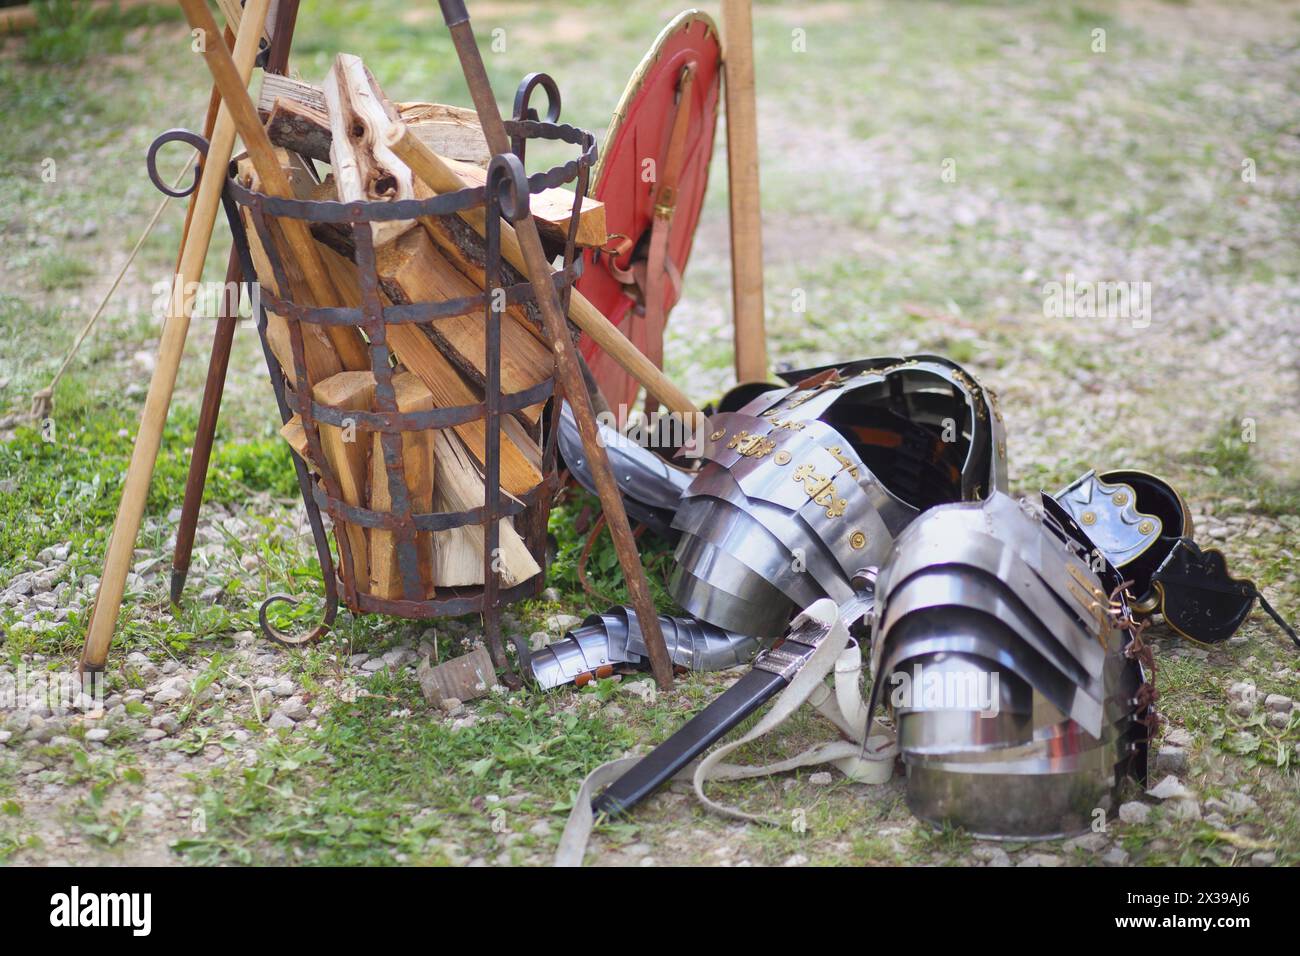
[641, 62, 695, 412]
[577, 11, 721, 412]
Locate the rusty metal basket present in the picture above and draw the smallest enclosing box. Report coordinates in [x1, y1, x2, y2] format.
[219, 76, 595, 680]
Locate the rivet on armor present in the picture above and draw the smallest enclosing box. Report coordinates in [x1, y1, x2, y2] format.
[1112, 491, 1128, 506]
[1081, 510, 1097, 525]
[774, 451, 792, 465]
[710, 429, 725, 441]
[1138, 520, 1154, 535]
[849, 530, 867, 550]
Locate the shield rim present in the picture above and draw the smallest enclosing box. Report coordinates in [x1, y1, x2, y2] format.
[590, 8, 722, 192]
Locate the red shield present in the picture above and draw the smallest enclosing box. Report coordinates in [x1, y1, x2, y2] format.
[577, 10, 722, 414]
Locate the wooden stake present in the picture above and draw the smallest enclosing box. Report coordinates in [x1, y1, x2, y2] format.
[79, 0, 273, 674]
[722, 0, 769, 385]
[438, 6, 676, 691]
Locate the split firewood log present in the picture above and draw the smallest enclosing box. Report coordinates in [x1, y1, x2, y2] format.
[368, 371, 436, 600]
[431, 428, 541, 588]
[310, 371, 376, 590]
[321, 55, 545, 495]
[374, 226, 550, 427]
[261, 71, 605, 249]
[442, 156, 607, 249]
[235, 155, 347, 388]
[322, 53, 418, 247]
[261, 72, 491, 168]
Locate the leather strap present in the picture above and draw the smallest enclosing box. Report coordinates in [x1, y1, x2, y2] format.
[692, 608, 896, 824]
[590, 665, 785, 818]
[641, 62, 696, 414]
[554, 600, 897, 865]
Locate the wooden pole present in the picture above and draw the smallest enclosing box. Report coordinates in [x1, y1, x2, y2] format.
[170, 0, 301, 604]
[79, 0, 273, 674]
[722, 0, 768, 384]
[386, 126, 701, 420]
[437, 0, 677, 691]
[177, 0, 369, 372]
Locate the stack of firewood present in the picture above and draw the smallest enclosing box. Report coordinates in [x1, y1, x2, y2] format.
[239, 54, 606, 601]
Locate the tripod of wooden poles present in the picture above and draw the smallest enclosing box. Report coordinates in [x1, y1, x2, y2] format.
[77, 0, 768, 691]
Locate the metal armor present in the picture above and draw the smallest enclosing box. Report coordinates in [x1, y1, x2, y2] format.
[669, 356, 1008, 638]
[869, 491, 1151, 839]
[530, 607, 760, 690]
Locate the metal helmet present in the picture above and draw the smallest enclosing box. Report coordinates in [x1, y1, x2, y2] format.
[668, 356, 1008, 639]
[869, 491, 1151, 840]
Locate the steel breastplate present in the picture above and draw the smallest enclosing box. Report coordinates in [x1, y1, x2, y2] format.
[669, 357, 1008, 637]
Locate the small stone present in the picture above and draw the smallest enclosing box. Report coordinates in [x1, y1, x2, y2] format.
[1102, 846, 1129, 866]
[437, 697, 464, 715]
[153, 687, 184, 705]
[1267, 711, 1289, 729]
[140, 728, 167, 742]
[0, 731, 11, 746]
[782, 853, 809, 867]
[1163, 727, 1193, 748]
[624, 842, 652, 858]
[267, 712, 296, 731]
[1228, 681, 1257, 706]
[547, 613, 582, 632]
[971, 845, 1012, 867]
[638, 857, 657, 867]
[382, 647, 414, 668]
[528, 820, 551, 838]
[1168, 799, 1201, 821]
[84, 728, 109, 743]
[1063, 832, 1108, 853]
[1223, 790, 1257, 815]
[1147, 775, 1193, 801]
[276, 696, 309, 721]
[271, 680, 295, 697]
[1264, 694, 1293, 714]
[150, 714, 180, 735]
[808, 771, 833, 786]
[1018, 853, 1061, 867]
[362, 659, 387, 673]
[1250, 850, 1276, 867]
[1119, 801, 1151, 824]
[1155, 746, 1188, 775]
[623, 680, 657, 704]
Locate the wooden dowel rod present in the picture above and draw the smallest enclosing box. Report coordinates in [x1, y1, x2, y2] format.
[722, 0, 769, 384]
[79, 0, 273, 673]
